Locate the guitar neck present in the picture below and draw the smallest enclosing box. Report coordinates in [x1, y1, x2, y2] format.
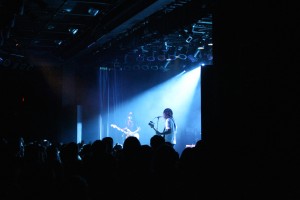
[111, 124, 139, 139]
[111, 124, 139, 134]
[151, 127, 159, 133]
[111, 124, 124, 132]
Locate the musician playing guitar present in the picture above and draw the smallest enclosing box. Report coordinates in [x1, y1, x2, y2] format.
[149, 108, 176, 147]
[110, 124, 140, 139]
[111, 111, 141, 140]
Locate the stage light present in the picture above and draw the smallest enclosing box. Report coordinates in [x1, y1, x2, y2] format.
[69, 28, 78, 35]
[185, 36, 193, 43]
[77, 105, 82, 144]
[88, 8, 100, 16]
[62, 8, 72, 13]
[54, 40, 63, 46]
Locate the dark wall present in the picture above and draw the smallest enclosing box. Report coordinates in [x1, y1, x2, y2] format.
[201, 1, 299, 151]
[59, 61, 101, 144]
[76, 66, 100, 143]
[0, 67, 62, 143]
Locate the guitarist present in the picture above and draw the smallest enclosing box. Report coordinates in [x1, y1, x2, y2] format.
[123, 111, 141, 139]
[149, 108, 177, 148]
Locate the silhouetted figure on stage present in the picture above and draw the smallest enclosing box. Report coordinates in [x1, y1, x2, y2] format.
[149, 108, 177, 148]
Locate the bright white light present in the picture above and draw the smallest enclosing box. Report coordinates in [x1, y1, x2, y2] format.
[77, 122, 82, 144]
[69, 28, 78, 35]
[77, 105, 82, 143]
[99, 114, 102, 139]
[88, 8, 99, 16]
[114, 66, 201, 147]
[97, 66, 201, 153]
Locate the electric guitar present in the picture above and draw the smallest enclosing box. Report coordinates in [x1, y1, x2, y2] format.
[148, 121, 164, 138]
[111, 124, 140, 139]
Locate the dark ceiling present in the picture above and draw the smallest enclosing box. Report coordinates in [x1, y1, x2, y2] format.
[0, 0, 214, 71]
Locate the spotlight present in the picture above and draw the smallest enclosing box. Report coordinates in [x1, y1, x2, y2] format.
[62, 8, 72, 13]
[186, 36, 193, 43]
[69, 28, 78, 35]
[54, 40, 63, 46]
[88, 8, 100, 16]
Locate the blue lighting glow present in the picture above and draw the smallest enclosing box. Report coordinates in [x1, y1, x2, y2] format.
[77, 122, 82, 144]
[98, 66, 201, 154]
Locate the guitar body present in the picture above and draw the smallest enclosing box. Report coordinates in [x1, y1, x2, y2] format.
[111, 124, 140, 139]
[124, 131, 140, 139]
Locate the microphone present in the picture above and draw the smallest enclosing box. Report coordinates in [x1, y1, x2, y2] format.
[155, 116, 163, 118]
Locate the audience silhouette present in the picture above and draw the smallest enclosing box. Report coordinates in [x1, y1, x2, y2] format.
[0, 134, 298, 200]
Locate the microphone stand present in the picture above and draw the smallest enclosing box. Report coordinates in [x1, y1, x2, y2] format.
[156, 117, 165, 139]
[156, 117, 159, 130]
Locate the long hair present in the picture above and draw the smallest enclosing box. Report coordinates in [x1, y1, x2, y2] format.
[163, 108, 173, 118]
[164, 108, 176, 129]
